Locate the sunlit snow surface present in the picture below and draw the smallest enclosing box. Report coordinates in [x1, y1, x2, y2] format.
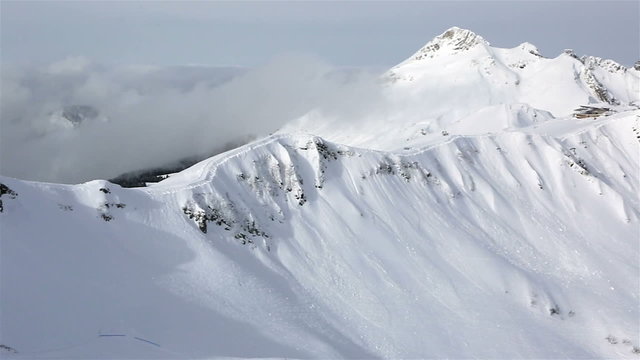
[1, 27, 639, 359]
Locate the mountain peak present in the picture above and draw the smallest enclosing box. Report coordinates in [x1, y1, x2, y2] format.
[411, 27, 489, 61]
[517, 42, 542, 57]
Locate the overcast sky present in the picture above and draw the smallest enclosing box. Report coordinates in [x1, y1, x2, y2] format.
[2, 1, 638, 67]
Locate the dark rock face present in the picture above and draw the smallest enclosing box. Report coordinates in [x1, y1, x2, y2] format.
[0, 183, 18, 213]
[110, 138, 255, 188]
[563, 49, 579, 60]
[634, 61, 640, 71]
[573, 105, 612, 119]
[61, 105, 99, 126]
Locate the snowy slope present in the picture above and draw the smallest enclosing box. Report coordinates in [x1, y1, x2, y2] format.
[1, 27, 639, 359]
[282, 27, 640, 150]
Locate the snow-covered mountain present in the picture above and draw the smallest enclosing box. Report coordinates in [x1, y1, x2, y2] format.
[1, 27, 639, 359]
[283, 26, 639, 150]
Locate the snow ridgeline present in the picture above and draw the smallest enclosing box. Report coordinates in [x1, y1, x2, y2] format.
[2, 26, 639, 359]
[1, 109, 639, 358]
[286, 38, 639, 153]
[390, 27, 637, 110]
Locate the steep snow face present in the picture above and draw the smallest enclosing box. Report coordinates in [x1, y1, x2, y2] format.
[1, 112, 639, 359]
[580, 55, 639, 105]
[1, 27, 640, 359]
[405, 26, 490, 61]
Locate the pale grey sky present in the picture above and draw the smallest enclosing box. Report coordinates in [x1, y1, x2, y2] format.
[1, 1, 638, 67]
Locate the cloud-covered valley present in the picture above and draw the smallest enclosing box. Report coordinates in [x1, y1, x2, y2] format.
[0, 55, 383, 183]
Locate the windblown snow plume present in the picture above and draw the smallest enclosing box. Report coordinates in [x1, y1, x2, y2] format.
[1, 27, 639, 359]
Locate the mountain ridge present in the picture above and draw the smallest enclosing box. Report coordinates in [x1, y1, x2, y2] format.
[1, 27, 639, 359]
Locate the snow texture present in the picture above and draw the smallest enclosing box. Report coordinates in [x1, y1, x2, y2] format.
[1, 27, 639, 359]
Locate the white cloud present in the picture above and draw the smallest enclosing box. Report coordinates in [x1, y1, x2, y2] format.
[46, 56, 92, 75]
[0, 55, 383, 184]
